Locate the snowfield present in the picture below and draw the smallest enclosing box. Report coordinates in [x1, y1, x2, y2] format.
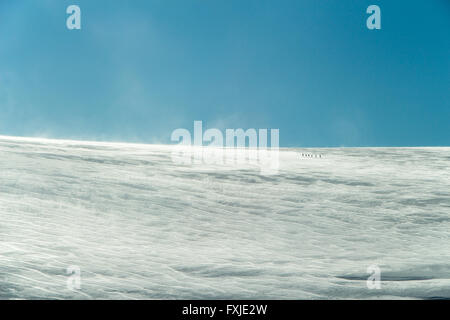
[0, 135, 449, 299]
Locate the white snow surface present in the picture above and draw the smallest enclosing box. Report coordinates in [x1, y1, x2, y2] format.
[0, 135, 449, 299]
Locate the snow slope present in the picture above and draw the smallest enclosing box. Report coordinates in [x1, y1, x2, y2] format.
[0, 135, 449, 299]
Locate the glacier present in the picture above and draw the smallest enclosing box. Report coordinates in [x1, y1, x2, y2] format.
[0, 135, 449, 299]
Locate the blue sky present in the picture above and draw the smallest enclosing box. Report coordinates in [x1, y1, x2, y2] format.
[0, 0, 448, 147]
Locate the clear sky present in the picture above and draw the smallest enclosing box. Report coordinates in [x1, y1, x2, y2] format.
[0, 0, 448, 147]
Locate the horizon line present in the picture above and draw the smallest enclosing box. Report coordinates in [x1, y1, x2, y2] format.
[0, 134, 449, 149]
